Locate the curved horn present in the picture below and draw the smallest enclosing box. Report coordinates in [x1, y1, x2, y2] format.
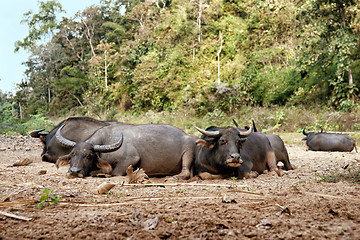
[238, 125, 253, 137]
[93, 133, 123, 153]
[29, 129, 46, 138]
[252, 120, 258, 132]
[194, 126, 221, 137]
[303, 129, 308, 136]
[55, 125, 76, 148]
[232, 119, 239, 128]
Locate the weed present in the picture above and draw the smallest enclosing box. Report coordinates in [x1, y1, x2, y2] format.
[106, 191, 112, 198]
[316, 164, 360, 184]
[37, 189, 61, 209]
[116, 191, 123, 198]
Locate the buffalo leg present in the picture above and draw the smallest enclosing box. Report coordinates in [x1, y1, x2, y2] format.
[266, 151, 284, 176]
[167, 150, 194, 180]
[198, 172, 231, 180]
[112, 156, 140, 176]
[237, 161, 253, 179]
[281, 157, 293, 171]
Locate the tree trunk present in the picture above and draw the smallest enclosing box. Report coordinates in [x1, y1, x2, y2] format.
[104, 49, 108, 89]
[217, 31, 223, 85]
[348, 65, 354, 103]
[48, 85, 51, 103]
[197, 0, 203, 43]
[19, 103, 23, 119]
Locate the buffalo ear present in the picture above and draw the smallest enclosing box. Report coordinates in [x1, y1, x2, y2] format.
[40, 135, 46, 145]
[97, 160, 112, 175]
[196, 139, 216, 149]
[56, 155, 71, 168]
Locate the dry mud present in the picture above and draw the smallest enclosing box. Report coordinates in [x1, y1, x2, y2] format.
[0, 134, 359, 239]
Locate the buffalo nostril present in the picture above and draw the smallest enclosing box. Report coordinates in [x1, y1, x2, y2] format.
[70, 167, 81, 173]
[230, 153, 240, 160]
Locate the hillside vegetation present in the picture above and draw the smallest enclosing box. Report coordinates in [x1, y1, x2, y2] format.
[1, 0, 360, 134]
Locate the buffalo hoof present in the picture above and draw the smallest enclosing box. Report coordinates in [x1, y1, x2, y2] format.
[276, 169, 284, 177]
[198, 172, 225, 180]
[249, 171, 259, 178]
[165, 173, 190, 182]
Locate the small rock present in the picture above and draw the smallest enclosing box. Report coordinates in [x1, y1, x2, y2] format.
[38, 170, 47, 175]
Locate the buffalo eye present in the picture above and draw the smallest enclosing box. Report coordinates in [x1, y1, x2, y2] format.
[219, 138, 227, 145]
[237, 138, 247, 146]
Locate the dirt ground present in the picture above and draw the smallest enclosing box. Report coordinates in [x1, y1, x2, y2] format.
[0, 133, 359, 240]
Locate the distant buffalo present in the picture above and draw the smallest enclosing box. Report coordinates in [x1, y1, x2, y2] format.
[302, 129, 357, 152]
[237, 120, 293, 170]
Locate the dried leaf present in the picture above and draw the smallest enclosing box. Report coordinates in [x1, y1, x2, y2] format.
[141, 216, 159, 230]
[222, 195, 237, 203]
[276, 207, 292, 216]
[97, 182, 116, 194]
[130, 210, 159, 230]
[328, 209, 338, 216]
[256, 219, 272, 229]
[126, 165, 149, 184]
[13, 158, 33, 166]
[38, 170, 47, 175]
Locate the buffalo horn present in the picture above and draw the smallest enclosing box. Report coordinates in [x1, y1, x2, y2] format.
[55, 125, 76, 148]
[232, 119, 239, 128]
[93, 133, 123, 153]
[29, 129, 46, 138]
[302, 129, 308, 136]
[238, 125, 253, 137]
[194, 126, 221, 137]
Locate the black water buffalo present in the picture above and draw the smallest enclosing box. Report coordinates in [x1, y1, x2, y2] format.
[303, 129, 357, 152]
[194, 125, 280, 180]
[238, 120, 293, 170]
[30, 117, 119, 163]
[55, 124, 196, 179]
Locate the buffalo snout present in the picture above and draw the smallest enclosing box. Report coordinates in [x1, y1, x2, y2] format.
[225, 153, 243, 168]
[67, 167, 84, 178]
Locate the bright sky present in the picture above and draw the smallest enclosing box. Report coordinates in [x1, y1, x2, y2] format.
[0, 0, 100, 94]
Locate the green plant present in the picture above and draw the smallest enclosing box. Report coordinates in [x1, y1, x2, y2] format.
[316, 164, 360, 184]
[37, 189, 61, 209]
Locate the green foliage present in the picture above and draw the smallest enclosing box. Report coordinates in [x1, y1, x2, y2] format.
[37, 189, 62, 209]
[296, 0, 360, 107]
[0, 102, 18, 134]
[10, 0, 360, 118]
[15, 0, 64, 52]
[316, 164, 360, 184]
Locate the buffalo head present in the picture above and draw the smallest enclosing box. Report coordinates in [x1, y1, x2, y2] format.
[195, 125, 252, 168]
[55, 125, 123, 178]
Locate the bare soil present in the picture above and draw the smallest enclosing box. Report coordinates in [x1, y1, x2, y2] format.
[0, 134, 360, 239]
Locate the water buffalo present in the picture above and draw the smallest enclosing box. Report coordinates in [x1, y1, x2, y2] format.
[302, 129, 357, 152]
[237, 120, 293, 170]
[194, 125, 280, 180]
[30, 117, 117, 163]
[55, 124, 196, 179]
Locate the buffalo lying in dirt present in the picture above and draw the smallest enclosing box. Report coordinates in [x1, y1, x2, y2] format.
[55, 123, 196, 180]
[194, 125, 281, 180]
[30, 117, 120, 163]
[236, 120, 293, 170]
[303, 129, 357, 152]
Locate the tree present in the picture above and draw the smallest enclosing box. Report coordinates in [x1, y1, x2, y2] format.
[24, 41, 69, 106]
[14, 0, 64, 52]
[297, 0, 360, 105]
[78, 6, 105, 57]
[89, 40, 119, 89]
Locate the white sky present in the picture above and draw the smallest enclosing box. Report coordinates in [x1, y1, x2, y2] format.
[0, 0, 100, 94]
